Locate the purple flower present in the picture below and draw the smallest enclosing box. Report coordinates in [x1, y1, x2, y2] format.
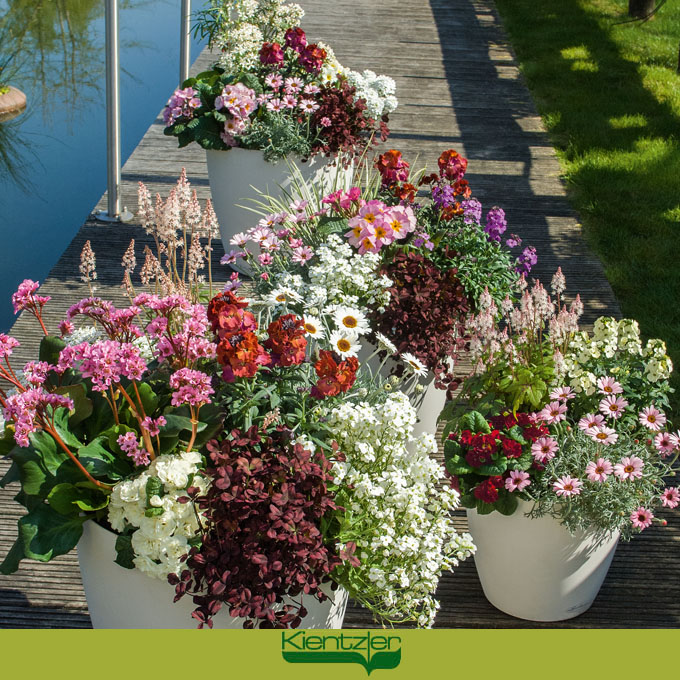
[484, 206, 507, 242]
[515, 246, 538, 274]
[461, 198, 482, 225]
[432, 184, 456, 209]
[505, 233, 522, 248]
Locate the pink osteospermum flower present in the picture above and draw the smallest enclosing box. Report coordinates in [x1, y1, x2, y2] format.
[266, 98, 285, 113]
[639, 406, 666, 431]
[298, 98, 320, 113]
[291, 246, 314, 264]
[660, 487, 680, 509]
[550, 385, 576, 401]
[589, 425, 618, 446]
[505, 470, 531, 492]
[599, 394, 629, 420]
[283, 94, 298, 109]
[597, 376, 623, 396]
[668, 431, 680, 450]
[553, 475, 583, 497]
[613, 456, 644, 481]
[585, 457, 613, 482]
[284, 76, 304, 93]
[630, 507, 654, 530]
[531, 436, 559, 463]
[538, 400, 568, 425]
[264, 73, 283, 90]
[654, 432, 676, 456]
[578, 413, 605, 433]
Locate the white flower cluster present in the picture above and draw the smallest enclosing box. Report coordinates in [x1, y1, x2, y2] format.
[213, 0, 304, 73]
[108, 451, 207, 581]
[327, 392, 475, 627]
[345, 69, 398, 120]
[564, 317, 673, 394]
[319, 42, 347, 86]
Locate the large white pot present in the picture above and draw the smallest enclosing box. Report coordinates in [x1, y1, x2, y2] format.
[206, 148, 351, 258]
[467, 499, 619, 621]
[77, 520, 348, 629]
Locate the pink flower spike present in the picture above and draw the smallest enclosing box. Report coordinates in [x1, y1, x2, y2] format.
[654, 432, 676, 456]
[531, 436, 559, 463]
[585, 457, 613, 482]
[599, 395, 628, 420]
[614, 456, 644, 481]
[597, 376, 623, 396]
[630, 507, 654, 530]
[589, 425, 618, 446]
[578, 413, 605, 433]
[549, 385, 576, 401]
[660, 487, 680, 509]
[538, 400, 568, 425]
[553, 475, 582, 497]
[505, 470, 531, 492]
[639, 406, 666, 431]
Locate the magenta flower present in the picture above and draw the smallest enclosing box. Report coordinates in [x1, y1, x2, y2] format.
[22, 361, 52, 386]
[0, 333, 20, 358]
[585, 457, 613, 482]
[505, 470, 531, 492]
[596, 376, 623, 396]
[614, 456, 644, 481]
[589, 425, 618, 446]
[531, 436, 559, 463]
[3, 389, 74, 447]
[599, 394, 628, 420]
[538, 400, 568, 425]
[578, 413, 605, 433]
[12, 279, 51, 314]
[630, 507, 654, 530]
[141, 415, 166, 437]
[654, 432, 676, 456]
[169, 368, 214, 407]
[639, 406, 666, 431]
[117, 432, 151, 466]
[549, 385, 575, 401]
[553, 475, 582, 497]
[259, 41, 285, 66]
[660, 487, 680, 509]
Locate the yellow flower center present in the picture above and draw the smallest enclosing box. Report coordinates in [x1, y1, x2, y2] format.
[304, 323, 317, 334]
[342, 316, 358, 328]
[337, 339, 351, 352]
[364, 213, 376, 223]
[276, 294, 286, 303]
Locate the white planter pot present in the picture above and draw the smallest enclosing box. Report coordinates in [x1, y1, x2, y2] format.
[77, 520, 348, 629]
[467, 499, 619, 621]
[410, 376, 447, 442]
[206, 148, 351, 262]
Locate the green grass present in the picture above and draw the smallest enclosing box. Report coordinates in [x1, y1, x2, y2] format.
[494, 0, 680, 412]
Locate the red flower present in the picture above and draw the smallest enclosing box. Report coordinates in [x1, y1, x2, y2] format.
[264, 314, 307, 367]
[440, 203, 463, 221]
[473, 477, 502, 504]
[390, 182, 417, 203]
[284, 27, 307, 52]
[437, 149, 468, 182]
[207, 291, 256, 340]
[311, 351, 358, 399]
[375, 149, 410, 187]
[217, 331, 271, 381]
[490, 412, 517, 430]
[500, 436, 522, 459]
[298, 44, 326, 73]
[453, 179, 471, 198]
[260, 42, 285, 66]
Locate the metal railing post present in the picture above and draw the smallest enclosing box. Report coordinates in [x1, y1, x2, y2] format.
[104, 0, 121, 219]
[180, 0, 192, 85]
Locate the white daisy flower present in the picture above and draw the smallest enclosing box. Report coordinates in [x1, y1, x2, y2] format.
[264, 287, 303, 307]
[302, 315, 325, 340]
[374, 332, 397, 355]
[401, 352, 428, 378]
[332, 306, 371, 336]
[329, 329, 361, 358]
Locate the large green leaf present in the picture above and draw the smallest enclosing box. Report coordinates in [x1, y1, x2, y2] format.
[18, 505, 85, 562]
[83, 390, 116, 441]
[114, 534, 135, 570]
[459, 411, 491, 434]
[134, 382, 159, 416]
[38, 335, 66, 365]
[53, 408, 84, 449]
[77, 438, 127, 481]
[0, 538, 25, 575]
[47, 483, 109, 515]
[495, 491, 519, 516]
[54, 383, 93, 427]
[475, 459, 508, 476]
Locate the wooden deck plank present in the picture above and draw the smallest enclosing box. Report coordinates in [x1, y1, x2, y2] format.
[1, 0, 678, 629]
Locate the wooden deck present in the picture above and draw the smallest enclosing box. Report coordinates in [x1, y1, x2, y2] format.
[1, 0, 679, 628]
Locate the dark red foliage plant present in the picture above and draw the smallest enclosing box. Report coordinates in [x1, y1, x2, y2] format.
[373, 251, 469, 394]
[170, 425, 341, 629]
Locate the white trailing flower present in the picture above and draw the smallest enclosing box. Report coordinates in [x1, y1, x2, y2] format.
[345, 69, 398, 119]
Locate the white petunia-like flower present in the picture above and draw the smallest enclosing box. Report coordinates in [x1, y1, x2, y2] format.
[264, 286, 303, 307]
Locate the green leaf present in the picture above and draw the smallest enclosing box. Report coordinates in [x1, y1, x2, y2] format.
[77, 438, 126, 481]
[47, 483, 109, 515]
[161, 414, 197, 435]
[0, 426, 18, 457]
[54, 383, 93, 427]
[53, 407, 84, 450]
[134, 382, 159, 416]
[0, 460, 20, 488]
[114, 534, 135, 570]
[507, 425, 528, 444]
[475, 499, 495, 515]
[19, 505, 85, 562]
[144, 507, 164, 517]
[476, 459, 508, 476]
[38, 335, 66, 365]
[0, 538, 25, 575]
[495, 491, 519, 516]
[145, 476, 163, 501]
[445, 455, 473, 476]
[459, 411, 491, 434]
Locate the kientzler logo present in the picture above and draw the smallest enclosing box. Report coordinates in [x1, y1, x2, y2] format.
[281, 631, 402, 675]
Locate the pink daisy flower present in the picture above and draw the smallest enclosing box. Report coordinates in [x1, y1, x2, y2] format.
[668, 431, 680, 449]
[531, 436, 559, 463]
[303, 83, 321, 95]
[597, 376, 623, 396]
[264, 73, 283, 90]
[660, 487, 680, 509]
[639, 406, 666, 431]
[282, 94, 297, 109]
[613, 456, 644, 481]
[589, 425, 619, 446]
[266, 98, 285, 112]
[284, 77, 304, 94]
[630, 507, 654, 530]
[299, 98, 320, 113]
[291, 246, 314, 264]
[654, 432, 676, 456]
[550, 385, 576, 401]
[585, 457, 613, 482]
[599, 395, 628, 420]
[258, 253, 273, 266]
[553, 475, 583, 497]
[505, 470, 531, 492]
[578, 413, 605, 433]
[538, 400, 568, 425]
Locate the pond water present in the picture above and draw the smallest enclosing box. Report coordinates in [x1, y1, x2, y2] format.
[0, 0, 208, 331]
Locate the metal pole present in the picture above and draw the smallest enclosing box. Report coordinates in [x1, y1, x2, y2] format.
[180, 0, 191, 85]
[103, 0, 121, 220]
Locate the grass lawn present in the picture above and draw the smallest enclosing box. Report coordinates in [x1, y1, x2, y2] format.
[493, 0, 680, 410]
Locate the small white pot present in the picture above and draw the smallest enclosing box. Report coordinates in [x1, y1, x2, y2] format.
[467, 499, 619, 621]
[206, 148, 350, 260]
[77, 520, 348, 629]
